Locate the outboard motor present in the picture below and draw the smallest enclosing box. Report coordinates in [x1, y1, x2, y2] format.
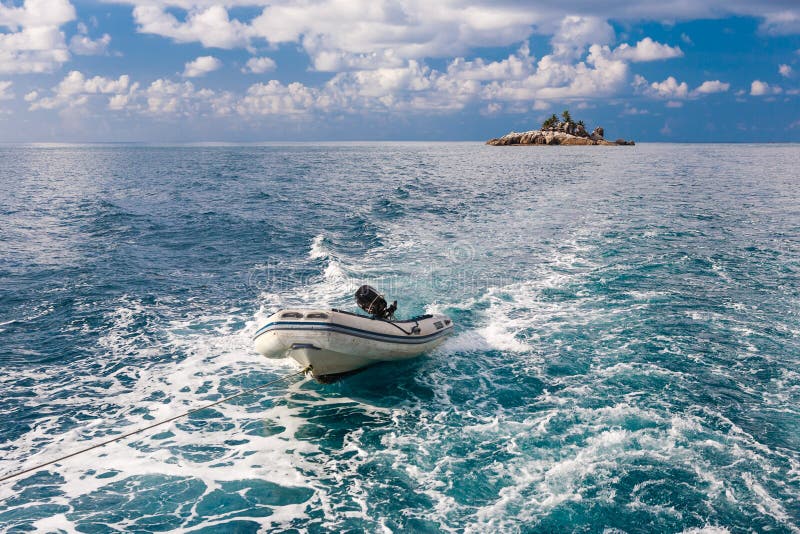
[355, 285, 397, 319]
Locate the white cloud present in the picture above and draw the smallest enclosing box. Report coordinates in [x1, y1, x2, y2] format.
[779, 64, 792, 77]
[481, 44, 628, 102]
[0, 0, 75, 74]
[634, 75, 730, 99]
[481, 102, 502, 115]
[248, 1, 538, 70]
[613, 38, 683, 62]
[750, 80, 782, 95]
[28, 70, 135, 110]
[622, 106, 649, 115]
[237, 80, 317, 115]
[132, 4, 249, 48]
[141, 78, 234, 116]
[243, 56, 276, 74]
[70, 33, 111, 55]
[183, 55, 222, 77]
[145, 79, 195, 113]
[635, 75, 689, 98]
[74, 77, 223, 116]
[0, 0, 75, 27]
[759, 11, 800, 35]
[14, 43, 661, 123]
[446, 44, 534, 82]
[108, 93, 131, 110]
[692, 80, 730, 95]
[550, 16, 615, 59]
[0, 80, 12, 100]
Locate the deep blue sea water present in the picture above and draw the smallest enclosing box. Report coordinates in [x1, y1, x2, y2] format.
[0, 143, 798, 533]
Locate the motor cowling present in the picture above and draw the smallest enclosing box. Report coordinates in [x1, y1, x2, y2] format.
[355, 285, 397, 319]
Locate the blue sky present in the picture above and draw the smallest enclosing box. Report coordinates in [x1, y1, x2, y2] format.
[1, 0, 799, 142]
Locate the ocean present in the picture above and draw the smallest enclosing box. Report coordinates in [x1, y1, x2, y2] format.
[0, 143, 798, 532]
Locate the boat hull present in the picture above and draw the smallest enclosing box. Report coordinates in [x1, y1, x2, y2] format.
[253, 309, 453, 378]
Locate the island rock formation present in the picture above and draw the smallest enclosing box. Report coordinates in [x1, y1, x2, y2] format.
[487, 115, 634, 146]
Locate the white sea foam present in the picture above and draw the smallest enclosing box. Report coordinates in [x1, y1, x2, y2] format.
[681, 527, 731, 534]
[309, 233, 328, 260]
[275, 233, 361, 308]
[741, 472, 797, 532]
[0, 291, 326, 531]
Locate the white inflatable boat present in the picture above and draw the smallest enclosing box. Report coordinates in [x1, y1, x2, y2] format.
[254, 285, 454, 380]
[253, 306, 454, 380]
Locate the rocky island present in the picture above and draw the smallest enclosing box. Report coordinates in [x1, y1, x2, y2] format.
[487, 110, 635, 146]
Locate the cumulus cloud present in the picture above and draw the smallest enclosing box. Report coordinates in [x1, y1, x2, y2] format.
[613, 38, 683, 62]
[251, 1, 538, 70]
[550, 16, 615, 59]
[779, 64, 792, 77]
[446, 44, 535, 82]
[750, 80, 782, 95]
[692, 80, 730, 95]
[622, 105, 649, 115]
[243, 56, 276, 74]
[69, 30, 111, 55]
[237, 80, 317, 115]
[481, 44, 628, 102]
[28, 70, 136, 110]
[634, 75, 730, 99]
[27, 72, 225, 116]
[0, 0, 75, 74]
[0, 80, 12, 100]
[322, 59, 482, 112]
[183, 56, 222, 77]
[132, 4, 249, 48]
[634, 75, 689, 98]
[147, 79, 200, 113]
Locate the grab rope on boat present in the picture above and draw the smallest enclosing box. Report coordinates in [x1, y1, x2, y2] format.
[0, 366, 312, 484]
[382, 319, 420, 336]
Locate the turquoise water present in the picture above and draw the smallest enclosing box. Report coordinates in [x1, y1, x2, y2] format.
[0, 143, 798, 532]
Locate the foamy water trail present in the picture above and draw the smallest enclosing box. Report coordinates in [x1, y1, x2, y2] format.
[0, 299, 323, 530]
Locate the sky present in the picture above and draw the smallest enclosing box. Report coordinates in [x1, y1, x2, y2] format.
[1, 0, 799, 142]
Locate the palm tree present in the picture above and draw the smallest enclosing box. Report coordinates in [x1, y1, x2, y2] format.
[561, 109, 572, 123]
[542, 113, 559, 130]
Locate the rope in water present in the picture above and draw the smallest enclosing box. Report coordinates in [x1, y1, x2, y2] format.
[0, 366, 311, 484]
